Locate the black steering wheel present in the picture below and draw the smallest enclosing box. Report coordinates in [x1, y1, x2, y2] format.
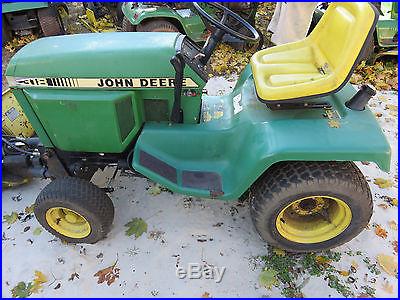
[192, 2, 260, 43]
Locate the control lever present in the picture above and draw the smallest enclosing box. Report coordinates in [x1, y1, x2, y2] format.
[170, 53, 185, 123]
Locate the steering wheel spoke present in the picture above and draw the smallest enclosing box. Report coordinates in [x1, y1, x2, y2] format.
[192, 2, 259, 43]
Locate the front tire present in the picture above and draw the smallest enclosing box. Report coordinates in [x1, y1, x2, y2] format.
[250, 161, 372, 252]
[137, 19, 179, 33]
[37, 7, 64, 37]
[34, 177, 114, 244]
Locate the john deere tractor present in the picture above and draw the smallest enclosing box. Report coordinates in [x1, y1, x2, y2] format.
[2, 2, 67, 45]
[5, 3, 390, 252]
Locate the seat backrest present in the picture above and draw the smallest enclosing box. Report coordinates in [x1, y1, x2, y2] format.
[309, 2, 378, 76]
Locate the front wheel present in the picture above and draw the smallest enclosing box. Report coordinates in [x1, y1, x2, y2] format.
[34, 177, 114, 244]
[250, 161, 372, 252]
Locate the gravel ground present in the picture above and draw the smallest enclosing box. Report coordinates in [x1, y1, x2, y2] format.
[1, 3, 398, 298]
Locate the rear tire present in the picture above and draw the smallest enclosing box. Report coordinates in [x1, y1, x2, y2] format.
[37, 7, 64, 36]
[2, 16, 11, 45]
[250, 161, 372, 252]
[122, 16, 135, 32]
[34, 177, 114, 244]
[137, 19, 179, 33]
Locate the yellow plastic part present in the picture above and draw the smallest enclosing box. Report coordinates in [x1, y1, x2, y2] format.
[45, 207, 91, 239]
[275, 196, 352, 244]
[250, 3, 377, 101]
[2, 89, 34, 137]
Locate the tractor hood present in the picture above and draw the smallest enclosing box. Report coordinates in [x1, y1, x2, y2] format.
[6, 32, 185, 81]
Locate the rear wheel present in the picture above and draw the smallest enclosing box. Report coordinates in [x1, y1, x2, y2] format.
[122, 16, 135, 32]
[34, 177, 114, 244]
[37, 7, 64, 36]
[250, 161, 372, 252]
[137, 19, 179, 33]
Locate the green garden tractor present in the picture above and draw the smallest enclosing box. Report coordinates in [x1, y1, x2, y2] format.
[2, 2, 67, 45]
[5, 2, 390, 252]
[121, 2, 262, 49]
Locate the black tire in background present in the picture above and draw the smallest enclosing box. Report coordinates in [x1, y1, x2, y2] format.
[34, 177, 114, 244]
[137, 19, 179, 33]
[250, 161, 373, 252]
[37, 7, 64, 36]
[122, 16, 135, 32]
[2, 16, 12, 45]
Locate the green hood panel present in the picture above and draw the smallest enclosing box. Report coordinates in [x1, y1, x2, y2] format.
[6, 32, 182, 78]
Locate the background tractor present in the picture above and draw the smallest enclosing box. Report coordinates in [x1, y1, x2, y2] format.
[2, 2, 68, 45]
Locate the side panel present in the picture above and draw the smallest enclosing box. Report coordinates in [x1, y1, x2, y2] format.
[133, 72, 391, 200]
[23, 89, 142, 153]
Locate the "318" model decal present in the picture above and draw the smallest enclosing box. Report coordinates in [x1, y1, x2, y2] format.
[7, 76, 199, 89]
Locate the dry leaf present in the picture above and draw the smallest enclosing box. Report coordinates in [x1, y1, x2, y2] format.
[315, 255, 331, 265]
[391, 241, 398, 254]
[24, 204, 35, 214]
[376, 254, 398, 276]
[201, 292, 211, 298]
[374, 178, 394, 189]
[339, 270, 350, 276]
[148, 184, 162, 196]
[272, 247, 286, 257]
[351, 260, 359, 269]
[388, 220, 397, 231]
[378, 203, 388, 209]
[382, 281, 393, 294]
[374, 224, 388, 239]
[30, 271, 47, 293]
[94, 261, 120, 286]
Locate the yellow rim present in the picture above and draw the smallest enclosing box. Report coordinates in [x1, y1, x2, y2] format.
[275, 196, 352, 244]
[45, 207, 91, 239]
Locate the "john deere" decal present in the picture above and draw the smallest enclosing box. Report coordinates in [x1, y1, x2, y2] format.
[7, 77, 199, 89]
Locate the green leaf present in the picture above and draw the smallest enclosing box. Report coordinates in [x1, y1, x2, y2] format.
[3, 212, 18, 225]
[125, 218, 147, 239]
[259, 268, 279, 289]
[11, 282, 33, 298]
[148, 185, 162, 196]
[32, 227, 43, 236]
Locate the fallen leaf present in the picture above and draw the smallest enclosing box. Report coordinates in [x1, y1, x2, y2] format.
[388, 220, 397, 231]
[94, 261, 120, 286]
[30, 271, 47, 293]
[392, 198, 398, 206]
[382, 281, 393, 294]
[54, 283, 61, 290]
[33, 227, 43, 236]
[315, 255, 331, 265]
[68, 272, 80, 281]
[378, 203, 388, 209]
[272, 247, 286, 257]
[351, 261, 359, 269]
[11, 282, 33, 298]
[125, 218, 147, 238]
[391, 241, 398, 254]
[201, 292, 210, 298]
[259, 268, 278, 289]
[3, 212, 18, 225]
[374, 178, 393, 189]
[374, 225, 388, 239]
[375, 112, 383, 118]
[339, 270, 350, 276]
[357, 292, 373, 298]
[376, 254, 398, 276]
[24, 204, 35, 214]
[148, 184, 162, 196]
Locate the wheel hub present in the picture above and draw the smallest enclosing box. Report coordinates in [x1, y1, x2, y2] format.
[45, 207, 91, 239]
[275, 196, 352, 244]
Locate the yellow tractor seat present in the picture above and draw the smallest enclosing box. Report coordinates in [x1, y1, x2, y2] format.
[250, 2, 378, 102]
